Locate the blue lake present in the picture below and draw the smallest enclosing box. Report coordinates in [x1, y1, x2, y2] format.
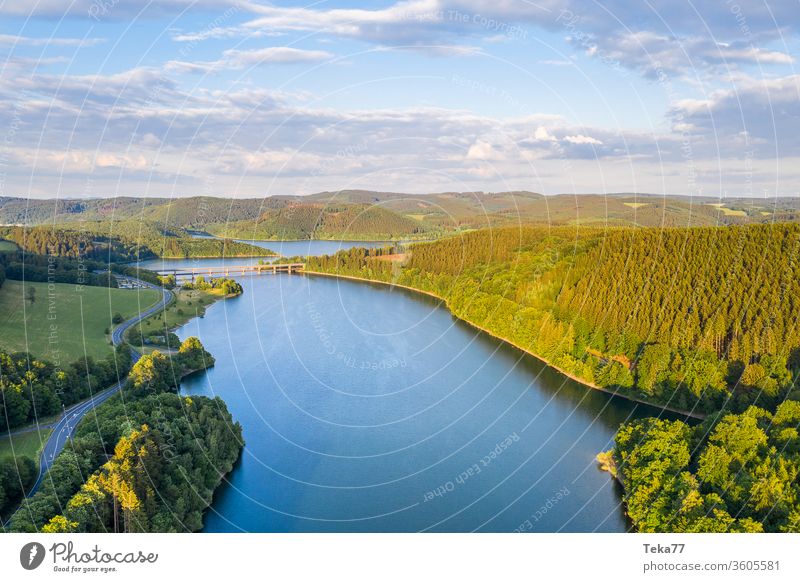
[163, 249, 680, 532]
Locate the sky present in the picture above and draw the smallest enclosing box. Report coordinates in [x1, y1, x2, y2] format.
[0, 0, 798, 199]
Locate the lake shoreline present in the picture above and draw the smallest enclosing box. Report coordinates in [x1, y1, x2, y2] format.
[302, 270, 706, 421]
[130, 287, 243, 346]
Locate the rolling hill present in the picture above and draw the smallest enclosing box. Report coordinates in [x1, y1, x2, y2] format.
[206, 202, 433, 240]
[2, 192, 798, 241]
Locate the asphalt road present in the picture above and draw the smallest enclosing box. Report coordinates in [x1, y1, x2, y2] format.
[25, 280, 173, 497]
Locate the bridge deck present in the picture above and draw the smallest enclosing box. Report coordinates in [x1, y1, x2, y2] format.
[156, 263, 306, 277]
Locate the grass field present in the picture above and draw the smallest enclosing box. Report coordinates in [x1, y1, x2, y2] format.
[623, 202, 649, 209]
[0, 280, 160, 361]
[719, 207, 748, 216]
[704, 203, 747, 217]
[0, 428, 52, 462]
[0, 239, 18, 251]
[129, 287, 223, 350]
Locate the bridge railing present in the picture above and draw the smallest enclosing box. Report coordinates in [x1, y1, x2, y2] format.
[156, 263, 306, 277]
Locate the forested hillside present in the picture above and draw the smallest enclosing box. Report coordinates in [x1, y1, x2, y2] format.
[554, 226, 800, 365]
[609, 402, 800, 532]
[70, 220, 275, 258]
[9, 392, 242, 533]
[2, 222, 274, 260]
[1, 225, 145, 261]
[0, 250, 120, 288]
[5, 192, 796, 240]
[207, 202, 432, 240]
[0, 345, 134, 517]
[0, 195, 286, 227]
[0, 346, 133, 433]
[6, 338, 242, 533]
[0, 196, 163, 225]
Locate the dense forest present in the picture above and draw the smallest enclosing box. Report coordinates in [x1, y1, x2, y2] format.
[0, 195, 285, 227]
[0, 344, 133, 516]
[5, 337, 242, 532]
[1, 226, 145, 262]
[0, 226, 145, 262]
[306, 223, 800, 532]
[208, 202, 432, 240]
[609, 401, 800, 532]
[2, 222, 273, 262]
[554, 226, 800, 366]
[0, 250, 120, 288]
[0, 456, 36, 518]
[62, 221, 274, 259]
[0, 345, 133, 433]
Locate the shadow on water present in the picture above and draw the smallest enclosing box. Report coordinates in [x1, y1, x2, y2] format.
[368, 280, 689, 426]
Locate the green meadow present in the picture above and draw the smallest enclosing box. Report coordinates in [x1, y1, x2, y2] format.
[0, 280, 160, 362]
[0, 428, 52, 462]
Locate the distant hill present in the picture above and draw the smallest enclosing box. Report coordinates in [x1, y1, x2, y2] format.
[206, 202, 432, 241]
[2, 192, 798, 240]
[0, 221, 275, 260]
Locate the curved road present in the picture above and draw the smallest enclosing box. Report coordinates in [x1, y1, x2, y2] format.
[26, 280, 173, 497]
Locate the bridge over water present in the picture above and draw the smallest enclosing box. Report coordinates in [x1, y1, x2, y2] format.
[156, 263, 306, 279]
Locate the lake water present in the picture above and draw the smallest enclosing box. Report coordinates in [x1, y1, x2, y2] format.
[239, 239, 392, 257]
[162, 241, 680, 532]
[137, 240, 390, 272]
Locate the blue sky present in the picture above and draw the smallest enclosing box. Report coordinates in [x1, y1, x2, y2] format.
[0, 0, 798, 198]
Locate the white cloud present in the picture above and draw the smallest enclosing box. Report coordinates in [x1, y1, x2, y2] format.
[242, 0, 443, 42]
[166, 46, 334, 73]
[0, 0, 248, 18]
[538, 59, 574, 67]
[669, 74, 800, 158]
[0, 0, 798, 199]
[564, 134, 602, 145]
[466, 139, 502, 160]
[0, 34, 105, 47]
[10, 149, 149, 172]
[583, 31, 795, 77]
[224, 47, 334, 65]
[6, 62, 685, 195]
[175, 0, 525, 55]
[719, 45, 794, 65]
[5, 0, 798, 78]
[161, 0, 800, 76]
[374, 44, 483, 57]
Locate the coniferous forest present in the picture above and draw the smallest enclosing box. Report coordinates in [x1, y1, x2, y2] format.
[305, 223, 800, 532]
[1, 223, 273, 261]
